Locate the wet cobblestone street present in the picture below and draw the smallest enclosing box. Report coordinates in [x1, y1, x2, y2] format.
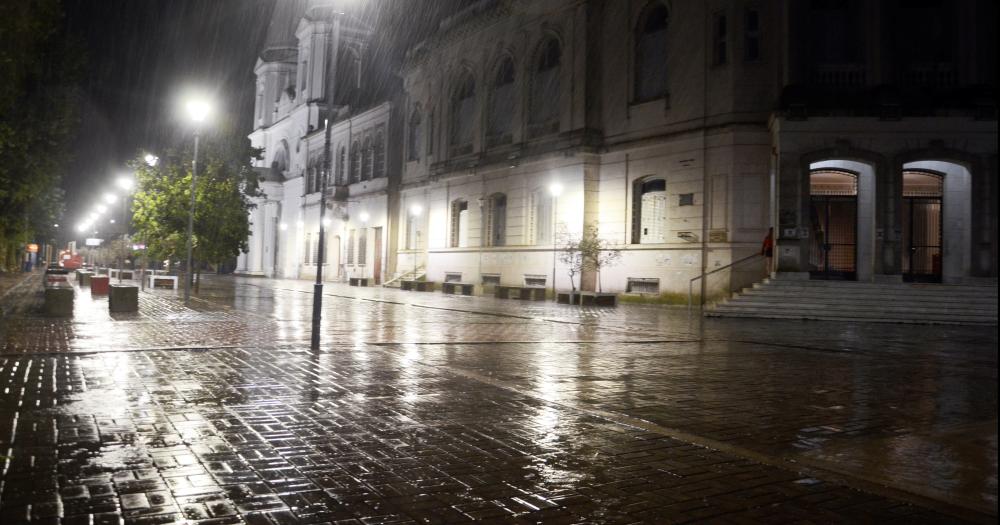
[0, 276, 995, 524]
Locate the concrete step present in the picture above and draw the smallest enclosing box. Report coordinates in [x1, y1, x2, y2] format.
[706, 308, 996, 326]
[716, 298, 997, 317]
[736, 288, 999, 305]
[758, 279, 998, 296]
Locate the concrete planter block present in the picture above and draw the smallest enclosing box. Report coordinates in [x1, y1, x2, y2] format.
[90, 276, 110, 295]
[109, 284, 139, 312]
[44, 286, 74, 317]
[442, 282, 474, 295]
[79, 272, 93, 286]
[402, 280, 435, 292]
[580, 292, 618, 307]
[557, 292, 583, 304]
[349, 277, 369, 287]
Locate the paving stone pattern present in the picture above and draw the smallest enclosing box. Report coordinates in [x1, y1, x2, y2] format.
[0, 275, 995, 524]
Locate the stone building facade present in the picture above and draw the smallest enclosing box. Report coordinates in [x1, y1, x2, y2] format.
[240, 0, 997, 297]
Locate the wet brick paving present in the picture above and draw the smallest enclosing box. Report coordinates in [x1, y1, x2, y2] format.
[0, 275, 995, 524]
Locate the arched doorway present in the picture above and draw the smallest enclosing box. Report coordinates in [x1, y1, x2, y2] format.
[902, 171, 943, 282]
[901, 160, 972, 283]
[809, 169, 858, 279]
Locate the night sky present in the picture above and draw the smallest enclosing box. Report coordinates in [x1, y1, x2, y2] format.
[60, 0, 460, 233]
[62, 0, 275, 229]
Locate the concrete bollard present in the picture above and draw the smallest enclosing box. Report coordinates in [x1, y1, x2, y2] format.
[44, 286, 74, 317]
[109, 284, 139, 312]
[90, 275, 110, 295]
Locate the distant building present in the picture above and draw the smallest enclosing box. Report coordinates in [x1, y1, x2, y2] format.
[240, 0, 997, 298]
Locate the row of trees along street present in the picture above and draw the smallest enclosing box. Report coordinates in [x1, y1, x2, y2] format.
[0, 0, 80, 271]
[129, 128, 263, 290]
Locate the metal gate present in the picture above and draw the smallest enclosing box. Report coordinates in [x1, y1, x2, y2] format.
[902, 197, 942, 282]
[809, 195, 857, 280]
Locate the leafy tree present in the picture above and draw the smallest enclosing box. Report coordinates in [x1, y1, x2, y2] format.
[557, 225, 583, 293]
[0, 0, 81, 270]
[130, 126, 263, 287]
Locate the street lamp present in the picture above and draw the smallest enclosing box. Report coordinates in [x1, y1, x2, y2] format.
[144, 154, 159, 167]
[182, 96, 211, 305]
[548, 182, 563, 299]
[115, 177, 136, 282]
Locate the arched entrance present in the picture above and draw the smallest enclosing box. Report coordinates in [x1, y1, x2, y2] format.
[809, 169, 858, 279]
[902, 171, 942, 282]
[901, 160, 972, 283]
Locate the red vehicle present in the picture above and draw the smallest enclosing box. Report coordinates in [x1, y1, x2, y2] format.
[58, 250, 84, 270]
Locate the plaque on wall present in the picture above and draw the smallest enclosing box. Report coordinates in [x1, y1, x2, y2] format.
[708, 230, 728, 243]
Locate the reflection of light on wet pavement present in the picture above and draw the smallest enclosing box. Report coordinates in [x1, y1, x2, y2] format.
[0, 275, 995, 522]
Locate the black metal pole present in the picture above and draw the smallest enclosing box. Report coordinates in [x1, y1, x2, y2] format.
[311, 119, 332, 350]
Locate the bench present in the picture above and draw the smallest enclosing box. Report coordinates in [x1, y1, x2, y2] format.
[109, 284, 139, 312]
[148, 274, 179, 289]
[109, 268, 137, 280]
[349, 277, 370, 287]
[495, 285, 546, 301]
[401, 280, 435, 292]
[442, 282, 475, 296]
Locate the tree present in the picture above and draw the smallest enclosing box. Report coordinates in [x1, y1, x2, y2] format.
[557, 225, 583, 293]
[130, 127, 263, 285]
[579, 223, 622, 293]
[0, 0, 81, 270]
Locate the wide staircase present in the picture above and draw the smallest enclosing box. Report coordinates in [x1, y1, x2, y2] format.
[707, 274, 998, 325]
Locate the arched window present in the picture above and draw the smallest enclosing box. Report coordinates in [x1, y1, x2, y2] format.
[350, 141, 360, 183]
[487, 57, 515, 146]
[450, 71, 476, 150]
[635, 4, 669, 102]
[337, 145, 346, 185]
[484, 193, 507, 247]
[529, 38, 560, 129]
[450, 199, 469, 248]
[632, 178, 667, 244]
[408, 107, 422, 161]
[362, 136, 373, 180]
[374, 129, 385, 178]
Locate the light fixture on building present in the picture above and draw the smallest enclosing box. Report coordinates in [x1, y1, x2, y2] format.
[359, 211, 370, 223]
[548, 182, 563, 197]
[322, 218, 332, 227]
[279, 222, 288, 231]
[296, 220, 305, 228]
[410, 204, 423, 216]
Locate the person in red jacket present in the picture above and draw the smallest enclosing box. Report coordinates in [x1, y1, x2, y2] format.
[761, 227, 774, 274]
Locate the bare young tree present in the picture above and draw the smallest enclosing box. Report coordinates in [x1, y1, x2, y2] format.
[579, 223, 622, 293]
[557, 226, 583, 293]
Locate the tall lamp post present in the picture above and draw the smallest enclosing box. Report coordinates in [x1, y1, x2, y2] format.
[311, 119, 333, 350]
[183, 99, 210, 305]
[409, 204, 423, 277]
[115, 178, 135, 283]
[548, 182, 563, 299]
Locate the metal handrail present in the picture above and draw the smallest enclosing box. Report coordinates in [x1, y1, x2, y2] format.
[688, 253, 764, 313]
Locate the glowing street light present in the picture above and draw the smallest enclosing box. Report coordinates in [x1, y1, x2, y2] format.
[144, 154, 159, 167]
[409, 203, 423, 216]
[96, 204, 108, 214]
[181, 95, 212, 305]
[103, 193, 118, 204]
[117, 177, 134, 191]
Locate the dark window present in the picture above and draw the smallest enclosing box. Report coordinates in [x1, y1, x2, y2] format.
[529, 39, 560, 126]
[744, 9, 760, 61]
[350, 141, 360, 183]
[450, 72, 475, 148]
[633, 178, 668, 244]
[407, 108, 422, 161]
[374, 130, 385, 178]
[487, 57, 515, 145]
[337, 146, 346, 185]
[450, 199, 469, 248]
[484, 193, 507, 247]
[362, 136, 373, 180]
[635, 4, 669, 102]
[713, 13, 727, 65]
[679, 193, 694, 206]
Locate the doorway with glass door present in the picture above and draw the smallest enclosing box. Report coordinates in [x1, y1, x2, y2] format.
[809, 170, 857, 280]
[901, 170, 943, 283]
